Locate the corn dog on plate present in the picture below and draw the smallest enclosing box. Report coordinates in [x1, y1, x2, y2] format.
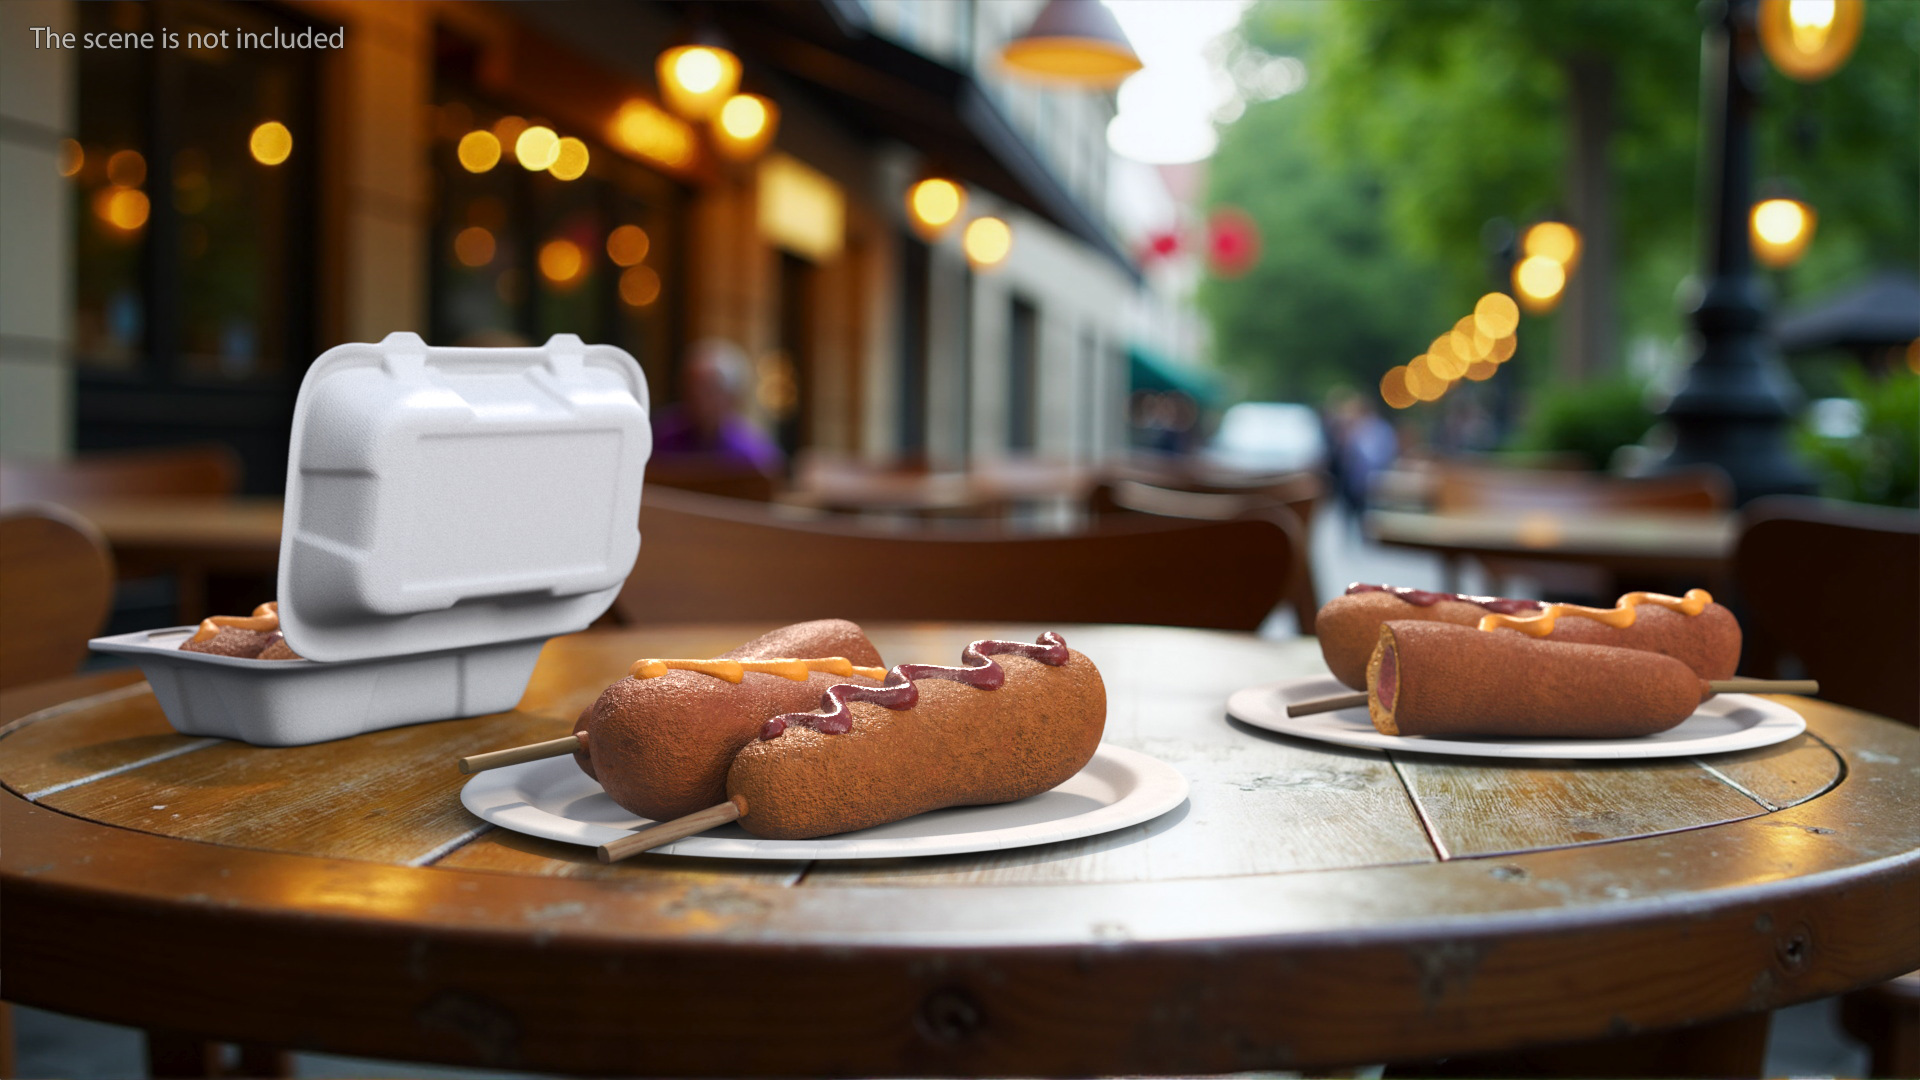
[1228, 675, 1805, 760]
[462, 744, 1188, 859]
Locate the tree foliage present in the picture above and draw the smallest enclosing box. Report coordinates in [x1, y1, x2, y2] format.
[1201, 0, 1920, 406]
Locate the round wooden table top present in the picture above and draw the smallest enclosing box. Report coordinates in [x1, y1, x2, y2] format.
[4, 623, 1917, 1077]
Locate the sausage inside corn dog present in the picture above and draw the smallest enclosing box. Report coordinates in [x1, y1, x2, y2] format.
[724, 633, 1106, 840]
[573, 619, 887, 822]
[1318, 583, 1740, 689]
[1367, 621, 1706, 738]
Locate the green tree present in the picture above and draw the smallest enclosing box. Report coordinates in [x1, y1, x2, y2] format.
[1203, 0, 1920, 408]
[1200, 86, 1446, 402]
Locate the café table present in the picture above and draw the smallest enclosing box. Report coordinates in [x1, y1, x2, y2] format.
[4, 622, 1916, 1077]
[62, 496, 284, 621]
[1365, 507, 1738, 594]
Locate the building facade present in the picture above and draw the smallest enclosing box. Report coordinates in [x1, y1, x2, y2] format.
[1, 0, 1178, 488]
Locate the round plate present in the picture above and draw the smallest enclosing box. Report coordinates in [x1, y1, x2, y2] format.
[461, 744, 1190, 859]
[1228, 675, 1807, 760]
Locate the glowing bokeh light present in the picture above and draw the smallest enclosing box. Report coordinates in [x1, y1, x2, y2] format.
[58, 139, 84, 178]
[1425, 336, 1468, 381]
[620, 265, 662, 307]
[714, 94, 779, 162]
[607, 225, 651, 267]
[249, 122, 292, 166]
[1406, 356, 1448, 402]
[107, 149, 146, 187]
[102, 187, 150, 230]
[907, 179, 965, 236]
[1513, 255, 1567, 313]
[1464, 359, 1498, 382]
[963, 216, 1014, 269]
[457, 130, 501, 173]
[609, 99, 698, 170]
[658, 45, 742, 121]
[1752, 198, 1816, 268]
[516, 126, 560, 171]
[1380, 366, 1416, 409]
[549, 137, 590, 180]
[1523, 221, 1580, 270]
[538, 238, 584, 285]
[720, 95, 768, 140]
[1489, 333, 1518, 363]
[1474, 292, 1520, 338]
[493, 116, 529, 149]
[454, 226, 496, 268]
[1760, 0, 1861, 81]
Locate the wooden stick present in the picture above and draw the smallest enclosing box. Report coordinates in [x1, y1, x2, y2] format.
[1709, 679, 1819, 696]
[458, 734, 582, 775]
[598, 796, 747, 863]
[1287, 691, 1369, 717]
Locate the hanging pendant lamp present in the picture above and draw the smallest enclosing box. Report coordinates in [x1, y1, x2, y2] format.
[999, 0, 1142, 86]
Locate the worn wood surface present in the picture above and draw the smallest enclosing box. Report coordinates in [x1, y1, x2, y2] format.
[2, 624, 1914, 1077]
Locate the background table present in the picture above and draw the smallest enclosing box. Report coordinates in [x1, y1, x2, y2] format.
[1366, 507, 1737, 593]
[65, 497, 284, 621]
[4, 623, 1916, 1076]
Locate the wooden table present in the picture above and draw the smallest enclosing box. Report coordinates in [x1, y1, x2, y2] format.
[4, 623, 1917, 1077]
[1366, 507, 1738, 593]
[65, 497, 284, 621]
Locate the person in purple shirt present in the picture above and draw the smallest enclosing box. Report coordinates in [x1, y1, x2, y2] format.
[651, 339, 785, 475]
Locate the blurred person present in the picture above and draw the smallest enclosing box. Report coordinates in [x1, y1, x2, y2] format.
[652, 339, 785, 475]
[1336, 397, 1398, 515]
[1320, 386, 1361, 500]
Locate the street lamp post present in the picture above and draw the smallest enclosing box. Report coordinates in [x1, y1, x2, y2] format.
[1648, 0, 1814, 503]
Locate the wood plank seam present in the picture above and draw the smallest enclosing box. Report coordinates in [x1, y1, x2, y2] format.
[1692, 759, 1782, 811]
[0, 680, 152, 737]
[407, 822, 496, 867]
[19, 738, 221, 802]
[1386, 752, 1451, 861]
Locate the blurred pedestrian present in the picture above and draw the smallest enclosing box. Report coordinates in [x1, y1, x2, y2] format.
[651, 339, 784, 475]
[1335, 397, 1398, 516]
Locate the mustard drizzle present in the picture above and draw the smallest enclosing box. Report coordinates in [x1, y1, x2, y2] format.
[188, 601, 279, 644]
[1476, 589, 1712, 637]
[628, 657, 890, 683]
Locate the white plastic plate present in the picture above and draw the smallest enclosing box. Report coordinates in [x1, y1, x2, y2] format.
[461, 744, 1190, 859]
[1227, 675, 1807, 760]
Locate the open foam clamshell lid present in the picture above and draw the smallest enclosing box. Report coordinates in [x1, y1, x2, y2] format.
[276, 332, 651, 663]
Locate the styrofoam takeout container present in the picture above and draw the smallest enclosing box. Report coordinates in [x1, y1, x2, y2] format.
[89, 332, 651, 746]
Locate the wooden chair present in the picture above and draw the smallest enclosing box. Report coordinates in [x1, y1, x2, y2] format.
[1430, 463, 1732, 599]
[1733, 495, 1919, 726]
[0, 506, 115, 690]
[1734, 496, 1920, 1080]
[1087, 472, 1323, 632]
[644, 459, 779, 502]
[614, 485, 1302, 631]
[0, 444, 241, 507]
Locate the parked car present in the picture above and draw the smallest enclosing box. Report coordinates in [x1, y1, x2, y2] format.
[1203, 401, 1327, 475]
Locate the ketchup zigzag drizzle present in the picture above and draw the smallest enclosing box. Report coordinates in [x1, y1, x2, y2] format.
[1346, 583, 1543, 616]
[759, 632, 1070, 741]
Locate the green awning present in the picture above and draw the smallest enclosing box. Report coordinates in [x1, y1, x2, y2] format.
[1128, 346, 1223, 406]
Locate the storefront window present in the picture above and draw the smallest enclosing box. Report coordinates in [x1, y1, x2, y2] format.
[429, 50, 683, 392]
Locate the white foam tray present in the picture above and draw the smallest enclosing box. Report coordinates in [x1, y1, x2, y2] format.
[90, 627, 548, 745]
[90, 332, 650, 746]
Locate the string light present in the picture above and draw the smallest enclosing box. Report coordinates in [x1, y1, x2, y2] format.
[249, 121, 292, 166]
[457, 130, 501, 173]
[516, 126, 560, 171]
[963, 216, 1014, 269]
[907, 178, 966, 238]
